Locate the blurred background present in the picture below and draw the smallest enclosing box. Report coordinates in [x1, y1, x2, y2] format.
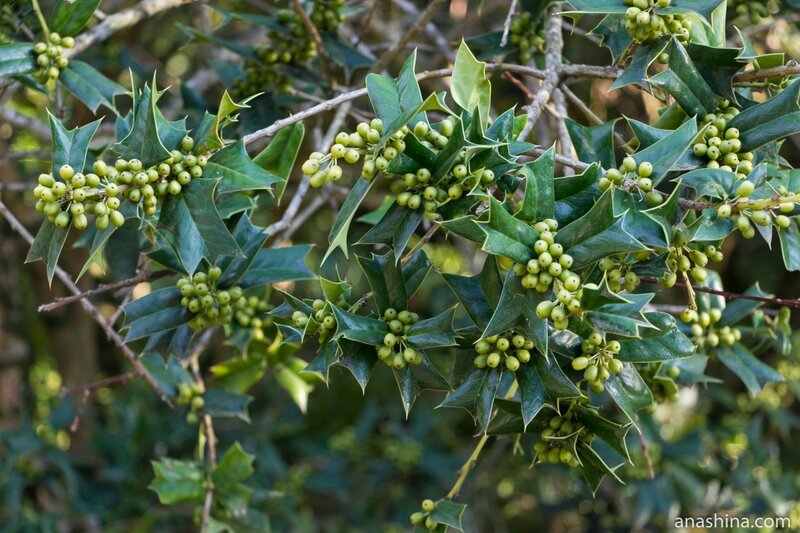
[1, 0, 800, 531]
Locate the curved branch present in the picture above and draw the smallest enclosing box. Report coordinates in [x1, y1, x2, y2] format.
[640, 276, 800, 308]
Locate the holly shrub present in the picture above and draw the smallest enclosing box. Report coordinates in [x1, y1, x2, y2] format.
[2, 0, 800, 531]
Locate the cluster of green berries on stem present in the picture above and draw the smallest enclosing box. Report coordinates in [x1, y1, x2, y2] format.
[598, 253, 645, 292]
[291, 297, 344, 342]
[33, 32, 73, 82]
[641, 363, 681, 408]
[509, 11, 545, 63]
[624, 0, 691, 43]
[473, 331, 535, 372]
[730, 0, 775, 24]
[34, 136, 205, 229]
[177, 267, 245, 330]
[233, 3, 343, 97]
[693, 103, 753, 176]
[233, 293, 273, 342]
[683, 307, 742, 348]
[717, 182, 796, 237]
[176, 382, 205, 425]
[663, 233, 723, 286]
[571, 332, 624, 394]
[301, 118, 407, 188]
[533, 413, 594, 467]
[376, 308, 422, 369]
[410, 499, 440, 530]
[601, 156, 662, 206]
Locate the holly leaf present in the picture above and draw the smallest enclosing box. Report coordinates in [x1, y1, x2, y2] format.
[324, 177, 375, 263]
[61, 60, 128, 113]
[204, 140, 282, 195]
[615, 312, 696, 362]
[357, 251, 408, 311]
[150, 458, 205, 505]
[157, 178, 241, 275]
[50, 0, 101, 35]
[649, 41, 718, 117]
[604, 363, 653, 427]
[0, 43, 36, 77]
[565, 119, 617, 169]
[517, 146, 555, 222]
[481, 197, 539, 264]
[716, 344, 784, 396]
[451, 41, 491, 129]
[252, 122, 305, 202]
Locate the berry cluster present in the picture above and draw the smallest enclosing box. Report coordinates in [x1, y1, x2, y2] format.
[291, 298, 341, 342]
[717, 180, 795, 238]
[32, 32, 73, 82]
[301, 118, 408, 188]
[533, 413, 594, 467]
[375, 308, 422, 369]
[683, 307, 742, 348]
[176, 382, 205, 425]
[232, 3, 343, 97]
[663, 233, 723, 286]
[233, 293, 273, 342]
[410, 499, 440, 530]
[601, 156, 662, 205]
[177, 268, 245, 330]
[624, 0, 692, 43]
[598, 253, 644, 293]
[473, 331, 534, 372]
[693, 103, 753, 178]
[641, 363, 681, 408]
[571, 332, 624, 394]
[730, 0, 775, 23]
[34, 136, 205, 230]
[509, 11, 545, 63]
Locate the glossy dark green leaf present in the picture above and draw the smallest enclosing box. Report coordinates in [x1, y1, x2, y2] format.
[25, 220, 69, 285]
[716, 344, 784, 396]
[575, 442, 622, 495]
[616, 312, 695, 362]
[203, 389, 252, 421]
[393, 365, 420, 417]
[366, 51, 423, 135]
[534, 353, 583, 399]
[632, 116, 698, 187]
[61, 60, 127, 114]
[305, 341, 339, 383]
[115, 81, 188, 166]
[217, 215, 269, 287]
[324, 177, 375, 262]
[157, 178, 242, 275]
[611, 37, 669, 90]
[252, 123, 304, 201]
[123, 288, 192, 341]
[614, 190, 670, 248]
[649, 42, 717, 117]
[679, 168, 736, 199]
[429, 500, 467, 531]
[729, 80, 800, 133]
[357, 251, 408, 311]
[337, 340, 376, 393]
[405, 307, 457, 349]
[778, 221, 800, 271]
[0, 43, 36, 77]
[553, 164, 603, 226]
[575, 406, 630, 461]
[206, 141, 282, 195]
[239, 245, 314, 288]
[565, 119, 617, 169]
[557, 191, 648, 266]
[517, 146, 555, 222]
[443, 271, 495, 329]
[331, 306, 390, 346]
[605, 363, 653, 427]
[402, 249, 431, 298]
[516, 363, 547, 429]
[584, 293, 655, 338]
[50, 0, 101, 35]
[47, 111, 101, 176]
[481, 197, 539, 263]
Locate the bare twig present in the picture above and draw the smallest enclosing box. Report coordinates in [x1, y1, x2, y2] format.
[290, 0, 334, 86]
[518, 10, 564, 141]
[372, 0, 447, 73]
[66, 0, 197, 58]
[733, 62, 800, 82]
[636, 423, 655, 480]
[551, 88, 572, 157]
[392, 0, 453, 61]
[38, 270, 168, 312]
[0, 198, 172, 405]
[640, 276, 800, 308]
[500, 0, 520, 47]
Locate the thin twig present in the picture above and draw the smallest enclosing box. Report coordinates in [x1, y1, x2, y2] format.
[65, 0, 197, 58]
[392, 0, 453, 61]
[500, 0, 520, 47]
[640, 276, 799, 308]
[517, 10, 564, 141]
[401, 222, 440, 264]
[551, 88, 572, 158]
[290, 0, 334, 86]
[636, 422, 655, 480]
[372, 0, 447, 73]
[38, 271, 168, 312]
[0, 198, 172, 405]
[559, 84, 631, 151]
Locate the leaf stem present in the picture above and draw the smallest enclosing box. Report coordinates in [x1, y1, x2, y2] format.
[31, 0, 50, 38]
[445, 380, 519, 500]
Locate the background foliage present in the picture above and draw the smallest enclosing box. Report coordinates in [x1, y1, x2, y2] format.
[1, 0, 800, 532]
